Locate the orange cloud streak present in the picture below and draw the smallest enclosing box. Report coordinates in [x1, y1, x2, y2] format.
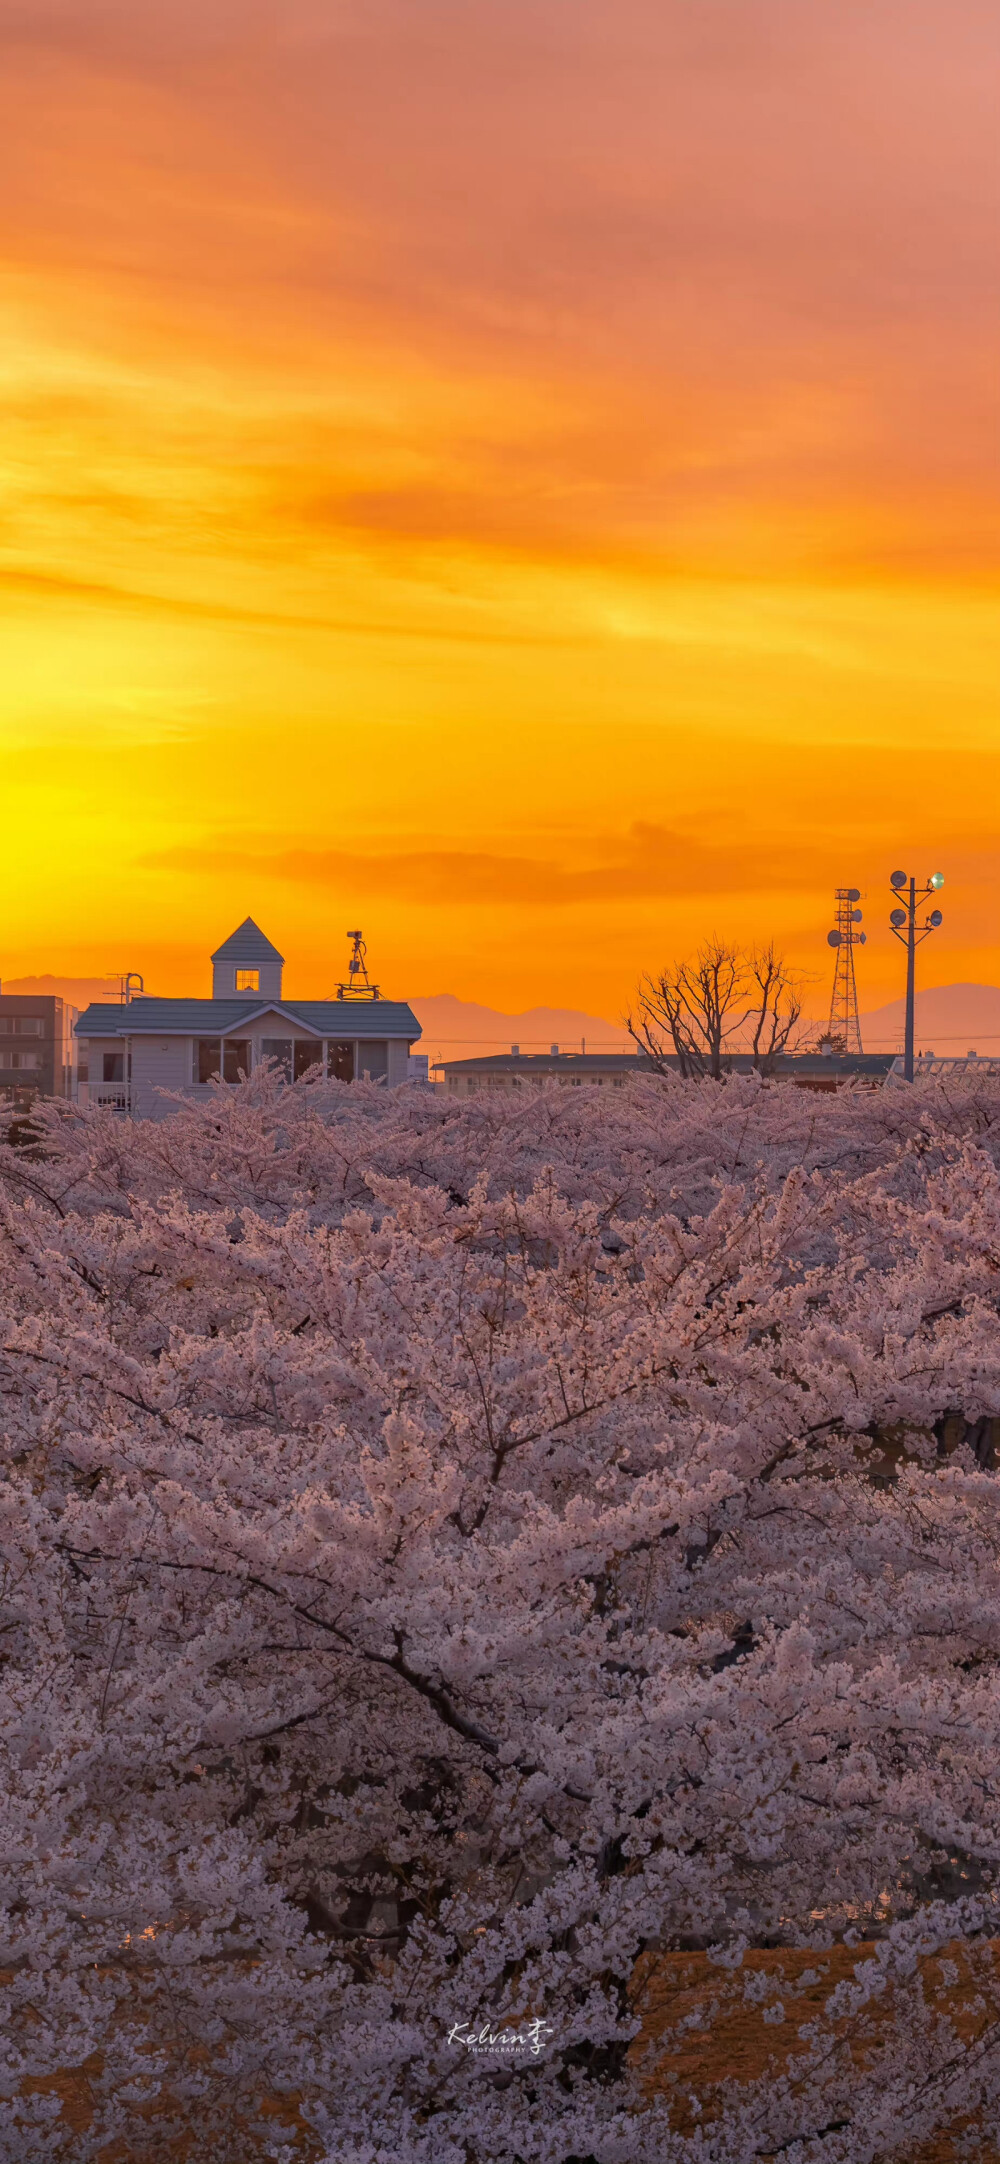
[0, 0, 997, 1014]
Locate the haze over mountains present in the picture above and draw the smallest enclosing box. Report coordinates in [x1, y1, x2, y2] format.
[413, 986, 1000, 1064]
[1, 976, 124, 1005]
[857, 984, 1000, 1053]
[7, 978, 1000, 1065]
[410, 995, 632, 1065]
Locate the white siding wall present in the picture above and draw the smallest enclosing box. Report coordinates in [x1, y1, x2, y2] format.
[77, 1038, 126, 1106]
[387, 1039, 413, 1086]
[130, 1038, 193, 1120]
[79, 1029, 419, 1111]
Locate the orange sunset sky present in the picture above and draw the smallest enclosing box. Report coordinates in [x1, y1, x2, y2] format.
[2, 0, 998, 1016]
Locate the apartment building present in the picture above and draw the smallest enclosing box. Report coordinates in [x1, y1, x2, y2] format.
[0, 994, 76, 1106]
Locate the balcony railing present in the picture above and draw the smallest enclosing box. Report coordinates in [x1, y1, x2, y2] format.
[80, 1084, 129, 1111]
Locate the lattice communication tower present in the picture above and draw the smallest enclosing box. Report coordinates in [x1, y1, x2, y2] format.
[825, 889, 866, 1054]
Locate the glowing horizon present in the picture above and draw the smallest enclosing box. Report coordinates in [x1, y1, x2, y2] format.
[2, 0, 997, 1014]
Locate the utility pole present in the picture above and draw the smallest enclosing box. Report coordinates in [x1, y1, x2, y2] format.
[889, 870, 944, 1081]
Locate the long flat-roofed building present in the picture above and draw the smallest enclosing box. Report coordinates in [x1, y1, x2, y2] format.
[435, 1049, 895, 1094]
[75, 919, 421, 1117]
[436, 1052, 651, 1096]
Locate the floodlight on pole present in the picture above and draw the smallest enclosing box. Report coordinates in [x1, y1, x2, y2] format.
[888, 872, 944, 1081]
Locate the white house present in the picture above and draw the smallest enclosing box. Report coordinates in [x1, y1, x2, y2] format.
[75, 919, 422, 1117]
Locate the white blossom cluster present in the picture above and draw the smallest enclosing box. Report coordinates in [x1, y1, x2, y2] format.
[3, 1071, 1000, 2159]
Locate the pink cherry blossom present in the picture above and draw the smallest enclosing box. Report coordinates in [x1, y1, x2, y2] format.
[2, 1069, 1000, 2158]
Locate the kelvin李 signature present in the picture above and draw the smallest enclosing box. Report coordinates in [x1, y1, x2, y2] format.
[447, 2016, 552, 2057]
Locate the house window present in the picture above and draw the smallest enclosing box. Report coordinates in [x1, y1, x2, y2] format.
[260, 1037, 292, 1078]
[3, 1017, 44, 1037]
[356, 1040, 388, 1082]
[235, 969, 259, 992]
[7, 1051, 41, 1071]
[103, 1053, 125, 1083]
[197, 1040, 250, 1083]
[293, 1042, 321, 1081]
[223, 1040, 251, 1083]
[328, 1042, 354, 1083]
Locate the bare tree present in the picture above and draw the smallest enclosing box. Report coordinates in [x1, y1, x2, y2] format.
[629, 937, 748, 1079]
[629, 937, 809, 1080]
[747, 941, 808, 1075]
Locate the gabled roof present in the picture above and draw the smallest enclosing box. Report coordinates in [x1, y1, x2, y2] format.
[210, 918, 284, 966]
[75, 997, 421, 1041]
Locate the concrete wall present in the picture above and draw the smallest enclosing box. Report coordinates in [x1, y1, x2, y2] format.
[0, 995, 71, 1100]
[444, 1069, 631, 1095]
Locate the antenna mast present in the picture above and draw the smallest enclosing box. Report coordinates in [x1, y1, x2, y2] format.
[825, 889, 866, 1053]
[336, 929, 380, 1002]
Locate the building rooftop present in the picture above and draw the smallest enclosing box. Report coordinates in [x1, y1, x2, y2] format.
[434, 1049, 896, 1076]
[76, 997, 421, 1039]
[434, 1051, 651, 1073]
[209, 918, 285, 967]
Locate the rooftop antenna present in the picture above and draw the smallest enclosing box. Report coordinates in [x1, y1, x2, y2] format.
[824, 889, 866, 1054]
[119, 972, 144, 1005]
[336, 929, 380, 1003]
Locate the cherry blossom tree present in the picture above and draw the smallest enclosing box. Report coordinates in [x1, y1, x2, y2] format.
[3, 1070, 1000, 2158]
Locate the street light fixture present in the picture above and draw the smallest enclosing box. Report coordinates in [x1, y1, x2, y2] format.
[888, 872, 945, 1081]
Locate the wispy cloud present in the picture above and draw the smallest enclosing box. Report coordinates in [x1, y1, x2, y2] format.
[140, 823, 838, 906]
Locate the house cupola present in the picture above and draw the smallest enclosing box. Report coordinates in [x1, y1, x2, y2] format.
[211, 918, 284, 1000]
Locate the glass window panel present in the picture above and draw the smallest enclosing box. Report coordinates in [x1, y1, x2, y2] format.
[103, 1053, 125, 1083]
[328, 1042, 354, 1083]
[197, 1039, 222, 1084]
[293, 1041, 321, 1080]
[356, 1040, 388, 1081]
[234, 969, 259, 992]
[260, 1037, 292, 1079]
[223, 1040, 251, 1083]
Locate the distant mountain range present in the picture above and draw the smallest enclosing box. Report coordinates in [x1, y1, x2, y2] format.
[858, 983, 1000, 1053]
[0, 975, 123, 1011]
[6, 976, 999, 1062]
[411, 994, 632, 1064]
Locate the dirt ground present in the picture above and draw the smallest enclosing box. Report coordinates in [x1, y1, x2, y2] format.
[631, 1939, 1000, 2161]
[19, 1942, 1000, 2158]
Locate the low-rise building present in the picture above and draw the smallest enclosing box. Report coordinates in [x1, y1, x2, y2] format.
[0, 994, 76, 1107]
[75, 919, 421, 1118]
[434, 1049, 896, 1095]
[436, 1052, 651, 1095]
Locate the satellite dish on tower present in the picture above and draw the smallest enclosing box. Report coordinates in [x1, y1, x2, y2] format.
[824, 886, 866, 1054]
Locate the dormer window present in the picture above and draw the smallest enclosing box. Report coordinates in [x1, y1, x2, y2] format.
[211, 920, 283, 1000]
